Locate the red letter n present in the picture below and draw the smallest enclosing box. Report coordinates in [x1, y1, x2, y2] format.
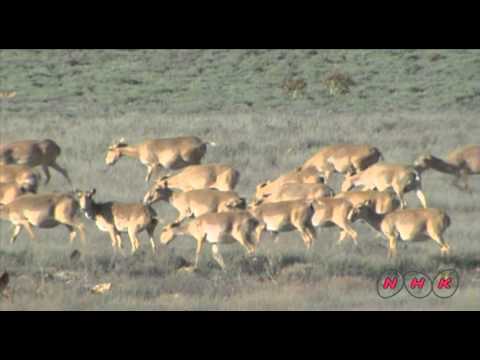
[383, 277, 398, 289]
[409, 277, 426, 289]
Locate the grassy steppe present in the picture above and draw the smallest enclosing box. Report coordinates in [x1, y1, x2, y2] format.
[1, 49, 480, 310]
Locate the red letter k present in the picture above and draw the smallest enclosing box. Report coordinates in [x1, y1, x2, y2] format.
[438, 278, 452, 289]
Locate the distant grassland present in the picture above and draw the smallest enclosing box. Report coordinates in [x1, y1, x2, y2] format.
[1, 50, 480, 310]
[1, 49, 480, 117]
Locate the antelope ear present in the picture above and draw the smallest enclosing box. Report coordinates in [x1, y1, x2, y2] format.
[295, 166, 303, 172]
[89, 188, 96, 196]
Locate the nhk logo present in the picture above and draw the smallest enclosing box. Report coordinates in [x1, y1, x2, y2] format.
[377, 269, 459, 299]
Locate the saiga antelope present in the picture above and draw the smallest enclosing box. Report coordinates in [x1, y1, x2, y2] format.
[0, 139, 71, 185]
[150, 164, 240, 192]
[143, 187, 246, 224]
[0, 182, 38, 205]
[0, 192, 86, 245]
[105, 136, 216, 182]
[334, 189, 400, 215]
[300, 144, 383, 183]
[254, 182, 334, 204]
[160, 211, 259, 270]
[0, 164, 40, 190]
[248, 199, 317, 249]
[414, 145, 480, 192]
[255, 166, 325, 201]
[341, 163, 427, 208]
[75, 189, 159, 254]
[310, 197, 360, 246]
[352, 205, 451, 258]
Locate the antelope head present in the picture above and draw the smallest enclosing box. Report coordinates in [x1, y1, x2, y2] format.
[349, 199, 374, 223]
[160, 222, 182, 245]
[413, 153, 433, 172]
[143, 179, 171, 205]
[105, 138, 127, 165]
[75, 188, 97, 220]
[376, 191, 401, 214]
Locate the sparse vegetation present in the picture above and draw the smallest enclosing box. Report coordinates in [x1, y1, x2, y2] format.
[1, 50, 480, 310]
[281, 78, 307, 99]
[323, 70, 355, 96]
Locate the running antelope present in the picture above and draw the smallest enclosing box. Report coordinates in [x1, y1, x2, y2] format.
[160, 211, 259, 270]
[255, 166, 325, 201]
[0, 164, 40, 190]
[0, 192, 86, 245]
[105, 137, 216, 182]
[248, 199, 316, 249]
[0, 139, 71, 185]
[352, 205, 451, 258]
[254, 182, 334, 205]
[75, 189, 159, 254]
[341, 163, 427, 209]
[334, 189, 400, 215]
[300, 144, 383, 183]
[310, 197, 360, 246]
[150, 164, 240, 192]
[0, 182, 37, 205]
[414, 145, 480, 192]
[143, 187, 246, 224]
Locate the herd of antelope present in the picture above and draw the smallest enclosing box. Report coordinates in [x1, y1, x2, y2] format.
[1, 136, 480, 271]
